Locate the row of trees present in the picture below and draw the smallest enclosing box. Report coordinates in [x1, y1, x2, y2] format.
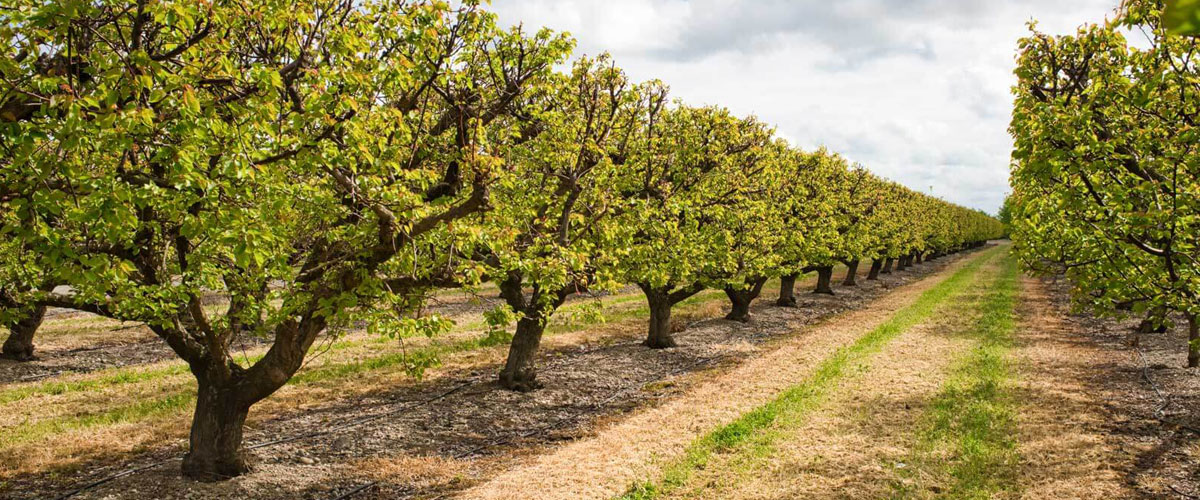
[1009, 0, 1200, 366]
[0, 0, 1000, 481]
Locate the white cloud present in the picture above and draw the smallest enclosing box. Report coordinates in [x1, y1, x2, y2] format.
[489, 0, 1118, 214]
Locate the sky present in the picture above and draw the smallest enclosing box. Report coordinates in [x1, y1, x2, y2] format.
[489, 0, 1121, 214]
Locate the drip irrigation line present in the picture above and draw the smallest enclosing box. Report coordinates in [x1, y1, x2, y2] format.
[1133, 342, 1200, 436]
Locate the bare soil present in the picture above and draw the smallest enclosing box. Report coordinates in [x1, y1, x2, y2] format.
[3, 254, 974, 500]
[1019, 277, 1200, 499]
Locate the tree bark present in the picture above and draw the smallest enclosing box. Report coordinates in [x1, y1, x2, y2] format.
[1, 304, 46, 361]
[639, 283, 704, 349]
[914, 252, 923, 264]
[813, 266, 835, 295]
[642, 286, 676, 349]
[867, 259, 883, 281]
[842, 260, 860, 287]
[1188, 314, 1198, 369]
[498, 315, 546, 391]
[777, 273, 799, 307]
[882, 257, 894, 274]
[896, 255, 909, 271]
[724, 278, 766, 322]
[181, 377, 252, 481]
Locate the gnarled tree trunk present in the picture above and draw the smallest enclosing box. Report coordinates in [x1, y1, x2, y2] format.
[812, 266, 834, 295]
[724, 278, 766, 322]
[777, 273, 799, 307]
[181, 375, 252, 481]
[495, 273, 570, 392]
[882, 257, 895, 274]
[1, 304, 46, 361]
[639, 283, 704, 349]
[842, 260, 860, 286]
[499, 316, 547, 391]
[896, 256, 909, 271]
[867, 259, 883, 281]
[914, 252, 923, 264]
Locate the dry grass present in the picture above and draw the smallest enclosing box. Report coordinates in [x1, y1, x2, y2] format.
[459, 254, 983, 500]
[675, 306, 974, 500]
[1011, 276, 1132, 499]
[656, 252, 1005, 500]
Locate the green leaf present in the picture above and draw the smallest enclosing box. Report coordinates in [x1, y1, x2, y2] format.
[1164, 0, 1200, 35]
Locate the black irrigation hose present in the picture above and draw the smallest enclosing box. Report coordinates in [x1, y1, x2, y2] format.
[50, 381, 474, 500]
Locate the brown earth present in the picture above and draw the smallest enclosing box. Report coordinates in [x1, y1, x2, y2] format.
[3, 253, 977, 500]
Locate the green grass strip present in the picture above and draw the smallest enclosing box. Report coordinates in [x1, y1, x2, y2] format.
[894, 252, 1021, 499]
[619, 247, 1002, 500]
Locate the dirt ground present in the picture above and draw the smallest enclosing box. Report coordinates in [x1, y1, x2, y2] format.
[1018, 278, 1200, 498]
[9, 246, 1195, 500]
[4, 255, 971, 500]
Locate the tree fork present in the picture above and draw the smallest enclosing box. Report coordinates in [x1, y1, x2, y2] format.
[724, 278, 766, 322]
[640, 283, 703, 349]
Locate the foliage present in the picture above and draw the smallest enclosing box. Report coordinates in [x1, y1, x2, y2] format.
[1010, 0, 1200, 364]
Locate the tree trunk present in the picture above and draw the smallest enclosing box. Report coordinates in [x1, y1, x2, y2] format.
[642, 287, 676, 349]
[896, 256, 908, 271]
[181, 378, 252, 481]
[842, 260, 860, 287]
[813, 266, 835, 295]
[867, 259, 883, 281]
[1, 304, 45, 361]
[777, 274, 798, 307]
[499, 316, 546, 391]
[724, 278, 766, 322]
[914, 252, 923, 264]
[1188, 314, 1198, 369]
[882, 257, 894, 274]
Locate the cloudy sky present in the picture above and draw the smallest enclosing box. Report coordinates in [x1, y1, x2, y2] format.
[490, 0, 1122, 214]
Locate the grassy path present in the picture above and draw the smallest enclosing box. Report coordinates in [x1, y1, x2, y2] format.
[462, 247, 998, 500]
[894, 251, 1021, 498]
[617, 247, 1006, 500]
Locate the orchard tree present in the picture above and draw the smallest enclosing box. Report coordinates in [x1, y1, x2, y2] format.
[0, 235, 51, 361]
[774, 148, 850, 301]
[0, 0, 571, 479]
[616, 104, 778, 347]
[478, 55, 644, 391]
[1011, 0, 1200, 366]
